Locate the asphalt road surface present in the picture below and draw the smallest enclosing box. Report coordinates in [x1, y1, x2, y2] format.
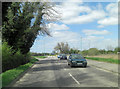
[12, 56, 118, 87]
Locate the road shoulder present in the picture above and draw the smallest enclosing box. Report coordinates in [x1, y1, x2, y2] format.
[87, 59, 119, 74]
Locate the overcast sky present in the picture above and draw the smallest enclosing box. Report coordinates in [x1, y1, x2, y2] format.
[30, 0, 118, 53]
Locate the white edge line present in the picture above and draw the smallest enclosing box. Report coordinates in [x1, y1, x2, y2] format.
[91, 65, 119, 76]
[69, 73, 80, 85]
[95, 67, 118, 76]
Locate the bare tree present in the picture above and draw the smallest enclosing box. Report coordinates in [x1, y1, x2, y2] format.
[54, 42, 70, 54]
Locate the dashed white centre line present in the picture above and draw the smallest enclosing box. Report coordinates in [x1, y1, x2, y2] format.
[69, 73, 80, 85]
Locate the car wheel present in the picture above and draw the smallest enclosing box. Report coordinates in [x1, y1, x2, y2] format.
[68, 63, 70, 65]
[83, 64, 87, 68]
[70, 64, 73, 67]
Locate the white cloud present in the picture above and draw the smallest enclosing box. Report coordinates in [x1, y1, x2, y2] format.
[80, 35, 104, 49]
[82, 29, 111, 35]
[61, 5, 91, 21]
[83, 35, 104, 43]
[98, 17, 118, 27]
[80, 29, 117, 50]
[58, 2, 118, 26]
[62, 10, 106, 24]
[51, 30, 80, 43]
[96, 39, 118, 50]
[56, 1, 107, 24]
[97, 3, 118, 27]
[106, 3, 118, 17]
[81, 36, 118, 50]
[56, 2, 118, 27]
[48, 23, 69, 30]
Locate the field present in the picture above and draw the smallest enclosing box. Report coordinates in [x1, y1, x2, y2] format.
[86, 54, 118, 60]
[86, 54, 119, 64]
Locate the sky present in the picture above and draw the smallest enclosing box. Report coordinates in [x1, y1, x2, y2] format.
[30, 0, 118, 53]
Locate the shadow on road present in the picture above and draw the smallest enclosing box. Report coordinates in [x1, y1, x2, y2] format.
[29, 59, 90, 73]
[30, 64, 64, 72]
[13, 72, 89, 87]
[35, 59, 60, 64]
[70, 65, 90, 68]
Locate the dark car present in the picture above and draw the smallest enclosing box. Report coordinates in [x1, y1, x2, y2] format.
[60, 54, 67, 60]
[67, 54, 87, 67]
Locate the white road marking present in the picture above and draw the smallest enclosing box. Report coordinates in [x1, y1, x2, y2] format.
[94, 66, 118, 76]
[69, 73, 80, 85]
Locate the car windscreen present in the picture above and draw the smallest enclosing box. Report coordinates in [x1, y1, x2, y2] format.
[71, 55, 84, 59]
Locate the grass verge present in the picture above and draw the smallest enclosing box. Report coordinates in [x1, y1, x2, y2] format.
[33, 56, 47, 59]
[1, 58, 39, 87]
[86, 57, 119, 64]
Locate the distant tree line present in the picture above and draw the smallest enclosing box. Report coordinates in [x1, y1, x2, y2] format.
[81, 47, 120, 56]
[54, 42, 120, 56]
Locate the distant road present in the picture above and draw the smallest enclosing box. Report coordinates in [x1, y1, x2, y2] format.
[12, 56, 118, 87]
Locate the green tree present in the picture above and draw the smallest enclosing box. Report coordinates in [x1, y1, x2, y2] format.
[99, 49, 106, 54]
[2, 2, 12, 23]
[69, 48, 80, 54]
[2, 2, 58, 54]
[114, 47, 120, 54]
[81, 50, 88, 56]
[88, 48, 99, 56]
[107, 50, 114, 54]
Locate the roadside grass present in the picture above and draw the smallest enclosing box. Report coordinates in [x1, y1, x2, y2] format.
[1, 58, 39, 87]
[86, 57, 119, 64]
[33, 56, 47, 58]
[86, 54, 118, 60]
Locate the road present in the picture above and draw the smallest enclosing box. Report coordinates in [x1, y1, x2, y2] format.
[12, 56, 118, 87]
